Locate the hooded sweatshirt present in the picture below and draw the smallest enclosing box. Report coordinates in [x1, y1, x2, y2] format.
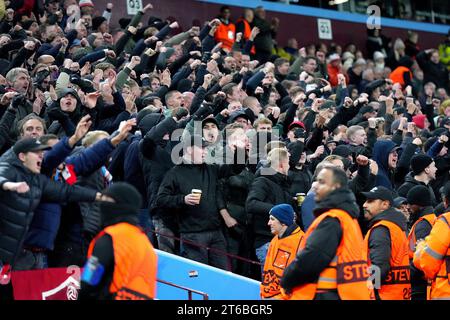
[372, 140, 398, 189]
[372, 139, 415, 191]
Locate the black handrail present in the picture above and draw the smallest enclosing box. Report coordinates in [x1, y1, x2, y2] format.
[157, 278, 209, 300]
[147, 228, 262, 272]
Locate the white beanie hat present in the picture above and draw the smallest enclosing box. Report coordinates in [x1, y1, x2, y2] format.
[343, 59, 353, 72]
[342, 51, 355, 62]
[373, 51, 385, 60]
[79, 0, 94, 8]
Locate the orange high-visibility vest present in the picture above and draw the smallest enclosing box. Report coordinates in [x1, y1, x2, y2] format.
[87, 222, 157, 300]
[364, 220, 411, 300]
[389, 66, 413, 87]
[408, 214, 436, 259]
[236, 18, 255, 54]
[214, 21, 236, 51]
[285, 209, 375, 300]
[261, 226, 304, 299]
[414, 212, 450, 300]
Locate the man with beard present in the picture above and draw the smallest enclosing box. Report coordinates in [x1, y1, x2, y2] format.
[362, 186, 410, 300]
[280, 166, 373, 300]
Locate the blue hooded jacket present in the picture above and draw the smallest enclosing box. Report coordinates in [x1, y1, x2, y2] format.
[372, 140, 398, 190]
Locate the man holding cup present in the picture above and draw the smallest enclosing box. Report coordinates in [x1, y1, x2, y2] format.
[156, 134, 246, 269]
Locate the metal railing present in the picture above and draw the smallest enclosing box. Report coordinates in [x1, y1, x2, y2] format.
[157, 279, 209, 300]
[147, 229, 262, 274]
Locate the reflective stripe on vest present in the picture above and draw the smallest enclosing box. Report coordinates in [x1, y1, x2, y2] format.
[429, 213, 450, 300]
[87, 222, 157, 300]
[364, 220, 411, 300]
[424, 246, 445, 260]
[288, 209, 374, 300]
[408, 214, 436, 259]
[261, 227, 304, 299]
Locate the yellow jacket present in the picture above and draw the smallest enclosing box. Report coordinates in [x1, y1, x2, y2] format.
[439, 42, 450, 70]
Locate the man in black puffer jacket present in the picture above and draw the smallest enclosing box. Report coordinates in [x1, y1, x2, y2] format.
[0, 138, 100, 273]
[246, 147, 296, 268]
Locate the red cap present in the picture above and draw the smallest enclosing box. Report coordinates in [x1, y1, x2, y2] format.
[412, 114, 426, 129]
[288, 121, 306, 131]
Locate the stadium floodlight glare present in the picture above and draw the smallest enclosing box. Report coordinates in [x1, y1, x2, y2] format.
[329, 0, 349, 5]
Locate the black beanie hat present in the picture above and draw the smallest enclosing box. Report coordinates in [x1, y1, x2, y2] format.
[118, 18, 132, 30]
[138, 113, 164, 136]
[177, 79, 193, 93]
[333, 144, 352, 158]
[21, 20, 35, 31]
[100, 183, 142, 220]
[410, 154, 433, 175]
[407, 185, 432, 207]
[92, 16, 107, 31]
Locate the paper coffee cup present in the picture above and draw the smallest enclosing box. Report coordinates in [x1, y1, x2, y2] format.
[192, 189, 202, 203]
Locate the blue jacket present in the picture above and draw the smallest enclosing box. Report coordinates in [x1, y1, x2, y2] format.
[124, 136, 148, 208]
[24, 137, 74, 250]
[65, 138, 115, 176]
[372, 139, 414, 191]
[300, 191, 316, 231]
[372, 140, 398, 190]
[426, 140, 443, 158]
[65, 138, 116, 236]
[25, 138, 115, 249]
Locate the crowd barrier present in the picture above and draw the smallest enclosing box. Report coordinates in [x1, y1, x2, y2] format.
[9, 250, 260, 300]
[148, 229, 262, 274]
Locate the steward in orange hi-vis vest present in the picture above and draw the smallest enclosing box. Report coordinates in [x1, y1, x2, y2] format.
[280, 178, 374, 300]
[261, 210, 304, 300]
[361, 186, 411, 300]
[389, 66, 413, 88]
[87, 223, 157, 300]
[406, 185, 437, 300]
[414, 212, 450, 300]
[235, 18, 256, 54]
[363, 210, 411, 300]
[408, 213, 437, 259]
[214, 20, 236, 52]
[80, 183, 157, 300]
